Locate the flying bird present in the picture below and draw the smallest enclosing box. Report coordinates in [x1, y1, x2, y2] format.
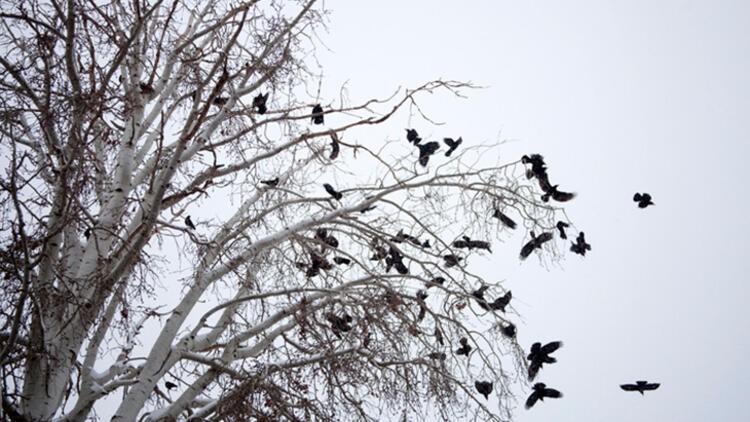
[417, 141, 440, 167]
[570, 231, 591, 256]
[475, 381, 493, 400]
[525, 382, 563, 409]
[519, 231, 554, 260]
[489, 291, 512, 312]
[443, 137, 463, 157]
[311, 104, 324, 125]
[556, 221, 569, 239]
[527, 341, 563, 380]
[633, 192, 654, 208]
[456, 337, 472, 356]
[185, 216, 196, 230]
[541, 185, 576, 202]
[329, 132, 340, 160]
[406, 128, 421, 145]
[492, 208, 517, 229]
[323, 183, 342, 200]
[620, 381, 660, 395]
[252, 92, 268, 114]
[260, 177, 279, 187]
[453, 236, 492, 252]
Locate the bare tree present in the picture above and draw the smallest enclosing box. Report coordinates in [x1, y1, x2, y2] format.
[0, 1, 575, 421]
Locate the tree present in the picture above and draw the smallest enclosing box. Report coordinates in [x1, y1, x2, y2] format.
[0, 1, 575, 420]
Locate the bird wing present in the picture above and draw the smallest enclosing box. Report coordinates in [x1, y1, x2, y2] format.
[528, 360, 542, 381]
[643, 383, 660, 391]
[525, 391, 540, 409]
[519, 240, 536, 259]
[543, 387, 563, 399]
[633, 193, 642, 201]
[620, 384, 638, 391]
[541, 341, 563, 354]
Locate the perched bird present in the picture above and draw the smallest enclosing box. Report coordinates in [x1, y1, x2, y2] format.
[519, 231, 554, 260]
[329, 132, 340, 160]
[541, 185, 576, 202]
[416, 290, 428, 321]
[212, 96, 229, 106]
[489, 291, 512, 312]
[417, 141, 440, 167]
[84, 228, 91, 239]
[453, 236, 492, 252]
[492, 208, 517, 229]
[311, 104, 324, 124]
[472, 285, 490, 310]
[315, 228, 339, 249]
[359, 205, 377, 214]
[326, 312, 353, 334]
[570, 231, 591, 256]
[525, 383, 563, 409]
[443, 137, 463, 157]
[426, 277, 446, 288]
[388, 246, 409, 275]
[370, 244, 388, 261]
[406, 128, 421, 145]
[252, 92, 268, 114]
[165, 381, 177, 391]
[260, 177, 279, 187]
[475, 381, 493, 400]
[556, 221, 569, 239]
[527, 341, 563, 380]
[333, 256, 351, 265]
[443, 254, 463, 268]
[455, 337, 472, 356]
[185, 216, 196, 230]
[323, 183, 342, 200]
[427, 352, 446, 361]
[620, 380, 660, 395]
[633, 192, 654, 208]
[501, 322, 517, 338]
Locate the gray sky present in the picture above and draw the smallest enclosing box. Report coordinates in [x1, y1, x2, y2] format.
[318, 0, 750, 420]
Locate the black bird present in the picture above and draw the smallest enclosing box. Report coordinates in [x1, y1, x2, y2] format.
[633, 192, 654, 208]
[406, 128, 420, 145]
[521, 154, 548, 182]
[252, 92, 268, 114]
[387, 246, 409, 274]
[519, 231, 554, 260]
[620, 380, 660, 395]
[260, 177, 279, 187]
[541, 185, 576, 202]
[427, 352, 446, 361]
[443, 254, 463, 268]
[311, 104, 324, 124]
[212, 96, 229, 106]
[475, 381, 493, 400]
[323, 183, 342, 200]
[556, 221, 569, 239]
[306, 252, 332, 278]
[370, 244, 388, 261]
[315, 228, 339, 249]
[472, 285, 490, 310]
[525, 383, 563, 409]
[455, 337, 472, 356]
[329, 132, 340, 160]
[443, 137, 463, 157]
[453, 236, 492, 252]
[416, 290, 428, 321]
[333, 256, 351, 265]
[527, 341, 563, 380]
[359, 205, 377, 214]
[391, 229, 422, 246]
[426, 277, 446, 288]
[434, 327, 444, 345]
[501, 322, 516, 338]
[492, 208, 517, 229]
[326, 312, 353, 334]
[84, 228, 91, 239]
[417, 141, 440, 167]
[165, 381, 177, 391]
[185, 216, 196, 230]
[570, 231, 591, 256]
[489, 291, 512, 312]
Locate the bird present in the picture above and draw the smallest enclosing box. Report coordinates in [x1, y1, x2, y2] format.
[406, 128, 420, 145]
[453, 236, 492, 252]
[417, 141, 440, 167]
[212, 96, 228, 106]
[426, 277, 445, 288]
[359, 205, 377, 214]
[260, 177, 279, 187]
[527, 341, 563, 380]
[387, 246, 409, 274]
[311, 104, 324, 124]
[326, 312, 353, 334]
[443, 254, 463, 268]
[427, 352, 446, 361]
[323, 183, 342, 200]
[525, 382, 563, 409]
[252, 92, 268, 114]
[472, 285, 490, 310]
[556, 221, 569, 239]
[633, 192, 654, 208]
[185, 216, 196, 230]
[84, 228, 91, 239]
[519, 231, 554, 260]
[570, 231, 591, 256]
[333, 256, 351, 265]
[165, 381, 177, 390]
[541, 185, 576, 202]
[489, 291, 512, 312]
[315, 229, 339, 249]
[620, 380, 660, 395]
[443, 137, 463, 157]
[455, 337, 472, 356]
[329, 133, 340, 160]
[475, 381, 493, 400]
[501, 322, 516, 338]
[492, 208, 517, 229]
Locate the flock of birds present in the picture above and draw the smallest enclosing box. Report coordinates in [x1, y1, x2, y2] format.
[177, 112, 661, 412]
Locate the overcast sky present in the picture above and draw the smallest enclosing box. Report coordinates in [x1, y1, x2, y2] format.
[318, 1, 750, 420]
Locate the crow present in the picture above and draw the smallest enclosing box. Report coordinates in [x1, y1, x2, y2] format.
[84, 228, 91, 239]
[527, 341, 563, 380]
[326, 312, 353, 334]
[521, 154, 548, 180]
[212, 96, 229, 106]
[329, 132, 340, 160]
[620, 380, 660, 395]
[370, 245, 388, 261]
[501, 322, 516, 338]
[252, 92, 268, 114]
[185, 216, 196, 230]
[570, 231, 591, 256]
[422, 239, 431, 248]
[333, 256, 351, 265]
[323, 183, 342, 200]
[359, 205, 377, 214]
[434, 328, 444, 345]
[492, 208, 517, 229]
[453, 236, 492, 252]
[525, 383, 563, 409]
[260, 177, 279, 187]
[427, 352, 446, 361]
[633, 192, 654, 208]
[165, 381, 177, 391]
[391, 229, 422, 246]
[311, 104, 324, 125]
[139, 82, 155, 95]
[455, 337, 472, 356]
[489, 291, 512, 312]
[426, 277, 446, 288]
[541, 185, 576, 202]
[519, 231, 554, 260]
[406, 128, 420, 145]
[556, 221, 569, 239]
[443, 137, 463, 157]
[443, 254, 463, 268]
[475, 381, 493, 400]
[388, 246, 409, 274]
[416, 290, 428, 321]
[472, 285, 490, 310]
[417, 141, 440, 167]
